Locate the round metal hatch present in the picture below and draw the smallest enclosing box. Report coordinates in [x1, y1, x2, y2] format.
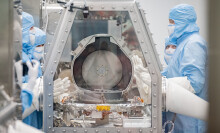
[82, 50, 123, 90]
[72, 36, 132, 94]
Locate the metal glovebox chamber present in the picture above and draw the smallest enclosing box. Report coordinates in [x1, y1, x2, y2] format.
[43, 0, 162, 132]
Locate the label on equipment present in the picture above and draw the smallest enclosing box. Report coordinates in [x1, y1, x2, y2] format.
[96, 105, 110, 111]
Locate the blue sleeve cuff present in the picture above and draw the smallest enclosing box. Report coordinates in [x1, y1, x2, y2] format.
[21, 89, 33, 112]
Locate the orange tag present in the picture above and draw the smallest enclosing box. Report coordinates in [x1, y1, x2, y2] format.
[96, 105, 110, 111]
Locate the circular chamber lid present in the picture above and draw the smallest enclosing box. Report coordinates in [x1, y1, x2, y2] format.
[82, 50, 123, 90]
[72, 36, 132, 93]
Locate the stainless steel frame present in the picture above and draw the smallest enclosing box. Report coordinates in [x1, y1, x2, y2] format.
[43, 0, 162, 132]
[0, 0, 22, 131]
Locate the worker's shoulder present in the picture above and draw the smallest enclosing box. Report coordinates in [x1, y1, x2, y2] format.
[185, 32, 207, 48]
[187, 32, 206, 45]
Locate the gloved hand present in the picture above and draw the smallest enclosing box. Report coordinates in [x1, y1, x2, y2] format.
[22, 77, 43, 119]
[26, 60, 39, 80]
[53, 77, 104, 104]
[53, 77, 71, 103]
[32, 77, 43, 111]
[131, 55, 151, 104]
[76, 89, 103, 104]
[24, 60, 39, 91]
[166, 76, 196, 93]
[132, 55, 149, 75]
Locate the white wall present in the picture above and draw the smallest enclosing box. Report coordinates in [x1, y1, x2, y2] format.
[136, 0, 208, 67]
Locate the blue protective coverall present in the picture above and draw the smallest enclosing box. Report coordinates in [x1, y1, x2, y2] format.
[21, 12, 35, 112]
[22, 12, 46, 129]
[162, 4, 208, 133]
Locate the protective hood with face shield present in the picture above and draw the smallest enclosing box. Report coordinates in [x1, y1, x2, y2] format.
[22, 12, 35, 54]
[164, 37, 177, 65]
[168, 4, 200, 45]
[22, 27, 46, 82]
[29, 27, 46, 61]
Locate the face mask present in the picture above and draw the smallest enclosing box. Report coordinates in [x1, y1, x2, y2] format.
[164, 48, 176, 64]
[33, 47, 44, 60]
[165, 48, 176, 54]
[168, 24, 175, 36]
[29, 28, 35, 45]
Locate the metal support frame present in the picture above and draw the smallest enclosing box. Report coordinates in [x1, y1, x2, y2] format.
[43, 7, 77, 132]
[43, 1, 162, 132]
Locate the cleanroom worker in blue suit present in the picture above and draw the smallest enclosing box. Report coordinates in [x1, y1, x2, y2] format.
[23, 26, 46, 129]
[22, 12, 46, 129]
[22, 27, 46, 129]
[164, 37, 177, 65]
[162, 4, 208, 133]
[21, 11, 37, 114]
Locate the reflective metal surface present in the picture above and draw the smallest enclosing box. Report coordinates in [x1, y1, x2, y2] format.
[0, 0, 14, 96]
[0, 0, 21, 131]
